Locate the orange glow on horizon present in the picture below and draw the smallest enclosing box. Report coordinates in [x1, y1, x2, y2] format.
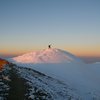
[65, 46, 100, 57]
[0, 46, 100, 57]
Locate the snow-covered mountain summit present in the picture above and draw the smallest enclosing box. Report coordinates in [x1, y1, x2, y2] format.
[9, 48, 82, 64]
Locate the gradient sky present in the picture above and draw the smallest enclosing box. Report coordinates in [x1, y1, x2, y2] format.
[0, 0, 100, 57]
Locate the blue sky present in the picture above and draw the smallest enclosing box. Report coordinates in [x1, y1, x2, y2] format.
[0, 0, 100, 57]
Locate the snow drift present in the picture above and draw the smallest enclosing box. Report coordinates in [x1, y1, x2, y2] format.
[9, 48, 82, 64]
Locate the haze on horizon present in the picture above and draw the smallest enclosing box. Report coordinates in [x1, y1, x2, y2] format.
[0, 0, 100, 58]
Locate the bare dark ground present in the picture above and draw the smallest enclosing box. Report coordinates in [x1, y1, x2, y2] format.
[7, 68, 28, 100]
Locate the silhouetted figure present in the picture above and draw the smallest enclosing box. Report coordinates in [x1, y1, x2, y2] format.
[48, 44, 51, 49]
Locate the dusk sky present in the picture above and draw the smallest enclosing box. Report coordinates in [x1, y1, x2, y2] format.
[0, 0, 100, 57]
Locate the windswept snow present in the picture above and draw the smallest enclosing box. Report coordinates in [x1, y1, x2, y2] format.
[15, 66, 80, 100]
[0, 62, 81, 100]
[9, 48, 82, 64]
[12, 63, 100, 100]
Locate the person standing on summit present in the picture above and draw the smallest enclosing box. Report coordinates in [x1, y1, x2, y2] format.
[48, 44, 51, 49]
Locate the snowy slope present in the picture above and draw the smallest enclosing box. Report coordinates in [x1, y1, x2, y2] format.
[0, 62, 81, 100]
[15, 66, 80, 100]
[9, 48, 82, 64]
[12, 63, 100, 100]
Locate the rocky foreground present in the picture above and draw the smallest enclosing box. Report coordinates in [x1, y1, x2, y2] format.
[0, 59, 80, 100]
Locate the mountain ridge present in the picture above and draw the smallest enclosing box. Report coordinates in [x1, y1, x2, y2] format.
[8, 48, 82, 64]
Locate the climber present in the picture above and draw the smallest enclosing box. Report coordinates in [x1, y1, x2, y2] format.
[48, 44, 51, 49]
